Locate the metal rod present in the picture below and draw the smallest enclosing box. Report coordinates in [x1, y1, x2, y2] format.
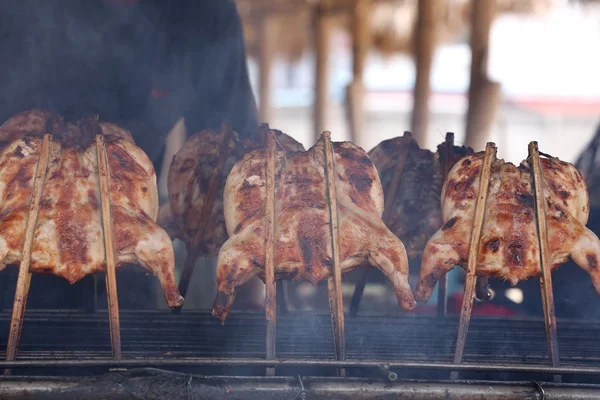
[264, 129, 277, 376]
[4, 134, 52, 375]
[529, 141, 561, 384]
[322, 131, 346, 377]
[175, 123, 233, 312]
[452, 142, 496, 380]
[1, 374, 599, 400]
[95, 135, 122, 361]
[349, 132, 412, 317]
[1, 358, 600, 375]
[437, 132, 454, 318]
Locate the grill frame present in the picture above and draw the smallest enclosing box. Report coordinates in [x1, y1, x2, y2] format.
[2, 309, 600, 383]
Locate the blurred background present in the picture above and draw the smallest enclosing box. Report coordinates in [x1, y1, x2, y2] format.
[161, 0, 600, 318]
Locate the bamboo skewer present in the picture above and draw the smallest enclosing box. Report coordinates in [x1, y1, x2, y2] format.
[95, 135, 122, 360]
[528, 141, 561, 384]
[451, 142, 496, 380]
[437, 132, 455, 318]
[4, 134, 52, 375]
[175, 124, 234, 312]
[349, 132, 412, 317]
[264, 129, 277, 376]
[322, 131, 346, 377]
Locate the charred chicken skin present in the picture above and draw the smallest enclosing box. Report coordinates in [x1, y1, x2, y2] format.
[158, 125, 304, 255]
[0, 110, 183, 308]
[416, 151, 600, 302]
[369, 134, 473, 259]
[212, 136, 416, 322]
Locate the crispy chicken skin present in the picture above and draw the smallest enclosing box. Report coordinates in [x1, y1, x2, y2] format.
[416, 152, 600, 302]
[0, 110, 183, 308]
[212, 136, 416, 322]
[158, 125, 304, 255]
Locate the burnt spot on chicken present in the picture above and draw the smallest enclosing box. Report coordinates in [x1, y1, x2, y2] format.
[516, 192, 535, 208]
[588, 254, 598, 270]
[484, 237, 501, 253]
[442, 216, 458, 231]
[233, 209, 260, 235]
[13, 145, 25, 158]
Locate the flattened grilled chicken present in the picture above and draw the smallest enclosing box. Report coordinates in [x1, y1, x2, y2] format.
[212, 136, 416, 322]
[0, 109, 134, 148]
[369, 133, 473, 260]
[159, 124, 304, 255]
[0, 110, 183, 308]
[416, 152, 600, 302]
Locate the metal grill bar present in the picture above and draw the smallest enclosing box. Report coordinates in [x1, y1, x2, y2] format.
[1, 373, 599, 400]
[0, 358, 600, 376]
[3, 311, 600, 369]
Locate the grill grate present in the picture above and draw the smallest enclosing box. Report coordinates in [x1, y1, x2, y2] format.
[2, 309, 600, 368]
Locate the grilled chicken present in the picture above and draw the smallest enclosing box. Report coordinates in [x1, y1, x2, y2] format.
[212, 136, 416, 322]
[416, 151, 600, 302]
[159, 124, 304, 255]
[0, 110, 183, 308]
[368, 133, 474, 260]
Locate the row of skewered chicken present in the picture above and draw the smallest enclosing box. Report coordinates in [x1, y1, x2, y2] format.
[1, 109, 599, 323]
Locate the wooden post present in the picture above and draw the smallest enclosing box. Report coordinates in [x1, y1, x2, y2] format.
[313, 6, 330, 141]
[95, 135, 122, 360]
[346, 0, 371, 144]
[257, 13, 275, 123]
[411, 0, 437, 146]
[464, 0, 501, 150]
[4, 134, 52, 375]
[264, 130, 277, 376]
[451, 142, 496, 380]
[322, 131, 346, 377]
[528, 142, 561, 383]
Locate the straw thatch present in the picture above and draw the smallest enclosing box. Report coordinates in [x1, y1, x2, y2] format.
[237, 0, 556, 60]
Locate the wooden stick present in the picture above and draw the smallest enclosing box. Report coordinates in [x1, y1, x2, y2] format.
[264, 129, 277, 376]
[95, 135, 122, 360]
[4, 134, 52, 375]
[322, 131, 346, 376]
[437, 132, 454, 318]
[175, 123, 234, 312]
[451, 142, 496, 380]
[528, 141, 561, 384]
[349, 132, 412, 317]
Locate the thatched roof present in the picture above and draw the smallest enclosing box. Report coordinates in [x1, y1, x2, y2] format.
[237, 0, 556, 60]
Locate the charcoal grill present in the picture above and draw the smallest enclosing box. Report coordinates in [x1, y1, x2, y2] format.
[1, 310, 600, 398]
